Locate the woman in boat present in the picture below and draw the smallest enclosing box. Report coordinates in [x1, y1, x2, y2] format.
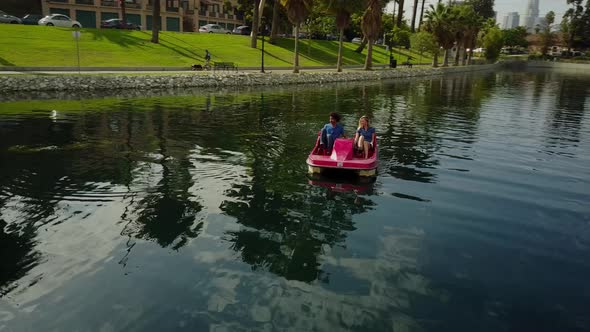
[354, 115, 376, 159]
[320, 112, 345, 152]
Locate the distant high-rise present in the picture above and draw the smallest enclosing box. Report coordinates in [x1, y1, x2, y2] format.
[502, 12, 520, 30]
[523, 0, 540, 32]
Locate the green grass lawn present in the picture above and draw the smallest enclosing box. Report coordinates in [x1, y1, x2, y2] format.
[0, 25, 434, 68]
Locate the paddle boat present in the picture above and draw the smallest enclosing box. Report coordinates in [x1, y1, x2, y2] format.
[306, 133, 378, 177]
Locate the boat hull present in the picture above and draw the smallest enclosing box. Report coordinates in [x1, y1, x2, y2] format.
[306, 137, 378, 177]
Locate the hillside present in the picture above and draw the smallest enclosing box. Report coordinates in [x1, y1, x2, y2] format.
[0, 25, 433, 68]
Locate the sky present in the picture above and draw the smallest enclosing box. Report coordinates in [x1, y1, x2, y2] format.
[385, 0, 572, 24]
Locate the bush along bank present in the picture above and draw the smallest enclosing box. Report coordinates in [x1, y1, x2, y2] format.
[0, 64, 500, 92]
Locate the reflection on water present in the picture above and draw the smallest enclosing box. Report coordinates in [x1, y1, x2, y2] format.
[0, 70, 589, 331]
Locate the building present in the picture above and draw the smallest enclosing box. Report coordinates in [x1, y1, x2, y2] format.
[522, 0, 539, 32]
[41, 0, 244, 32]
[502, 12, 520, 30]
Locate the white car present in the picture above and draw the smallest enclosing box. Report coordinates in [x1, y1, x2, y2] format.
[38, 14, 82, 28]
[199, 24, 229, 34]
[351, 37, 362, 44]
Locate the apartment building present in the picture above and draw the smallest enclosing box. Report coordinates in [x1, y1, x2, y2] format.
[41, 0, 243, 32]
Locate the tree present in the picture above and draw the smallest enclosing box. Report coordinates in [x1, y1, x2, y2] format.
[418, 0, 426, 30]
[410, 0, 419, 32]
[482, 25, 503, 61]
[396, 0, 405, 27]
[467, 0, 495, 19]
[540, 11, 555, 55]
[460, 5, 484, 65]
[410, 31, 437, 63]
[281, 0, 314, 73]
[503, 26, 528, 48]
[151, 0, 160, 43]
[361, 0, 385, 70]
[390, 26, 411, 49]
[269, 0, 283, 43]
[251, 0, 260, 48]
[322, 0, 364, 72]
[424, 3, 454, 67]
[562, 0, 585, 51]
[120, 0, 127, 23]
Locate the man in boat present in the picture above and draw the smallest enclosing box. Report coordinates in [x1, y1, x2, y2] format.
[320, 112, 345, 153]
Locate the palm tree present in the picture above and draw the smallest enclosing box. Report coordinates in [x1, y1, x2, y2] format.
[323, 0, 364, 72]
[151, 0, 160, 43]
[251, 0, 260, 48]
[270, 0, 281, 43]
[120, 0, 127, 23]
[361, 0, 384, 70]
[410, 0, 419, 32]
[424, 3, 454, 67]
[459, 6, 483, 65]
[280, 0, 314, 73]
[396, 0, 405, 27]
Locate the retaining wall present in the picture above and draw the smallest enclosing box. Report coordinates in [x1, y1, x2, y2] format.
[0, 63, 501, 92]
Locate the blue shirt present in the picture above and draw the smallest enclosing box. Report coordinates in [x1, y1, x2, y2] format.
[323, 123, 344, 139]
[357, 127, 375, 141]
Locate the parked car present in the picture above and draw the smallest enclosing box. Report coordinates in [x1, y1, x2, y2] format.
[38, 14, 81, 28]
[100, 18, 140, 30]
[21, 14, 43, 25]
[0, 12, 22, 24]
[351, 37, 362, 44]
[199, 24, 229, 34]
[232, 25, 251, 35]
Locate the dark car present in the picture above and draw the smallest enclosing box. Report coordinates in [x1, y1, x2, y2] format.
[22, 14, 43, 25]
[232, 25, 251, 35]
[100, 18, 141, 30]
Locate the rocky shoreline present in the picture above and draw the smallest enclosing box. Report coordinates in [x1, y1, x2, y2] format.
[0, 63, 500, 92]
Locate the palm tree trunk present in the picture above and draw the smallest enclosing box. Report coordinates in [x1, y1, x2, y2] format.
[454, 43, 461, 66]
[337, 27, 344, 72]
[410, 0, 419, 32]
[418, 0, 425, 30]
[467, 49, 473, 65]
[293, 24, 300, 73]
[396, 0, 405, 27]
[364, 40, 373, 70]
[432, 50, 439, 67]
[269, 0, 279, 43]
[151, 0, 160, 43]
[251, 0, 260, 48]
[461, 39, 469, 66]
[355, 36, 368, 53]
[258, 0, 266, 27]
[121, 0, 127, 23]
[442, 48, 449, 67]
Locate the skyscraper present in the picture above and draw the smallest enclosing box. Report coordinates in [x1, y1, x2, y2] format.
[502, 12, 520, 30]
[523, 0, 540, 32]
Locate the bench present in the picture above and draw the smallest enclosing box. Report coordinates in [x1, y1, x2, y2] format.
[402, 61, 413, 68]
[213, 62, 238, 72]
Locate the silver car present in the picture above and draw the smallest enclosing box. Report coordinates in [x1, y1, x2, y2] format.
[0, 12, 22, 24]
[199, 24, 229, 34]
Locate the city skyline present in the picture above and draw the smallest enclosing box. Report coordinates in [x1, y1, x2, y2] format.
[387, 0, 571, 25]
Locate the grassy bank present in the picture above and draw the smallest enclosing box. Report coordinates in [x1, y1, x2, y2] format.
[0, 25, 433, 68]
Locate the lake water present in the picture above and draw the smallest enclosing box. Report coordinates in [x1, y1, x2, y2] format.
[1, 69, 589, 331]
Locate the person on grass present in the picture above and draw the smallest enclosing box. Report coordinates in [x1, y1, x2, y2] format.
[320, 112, 345, 153]
[354, 115, 375, 158]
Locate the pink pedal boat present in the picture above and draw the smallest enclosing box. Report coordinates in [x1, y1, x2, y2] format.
[306, 133, 378, 177]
